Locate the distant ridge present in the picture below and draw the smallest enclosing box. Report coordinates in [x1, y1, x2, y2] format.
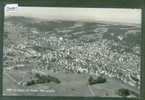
[5, 16, 141, 27]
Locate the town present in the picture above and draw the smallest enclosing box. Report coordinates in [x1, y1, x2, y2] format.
[3, 16, 141, 97]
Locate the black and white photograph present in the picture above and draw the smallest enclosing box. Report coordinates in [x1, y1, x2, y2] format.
[3, 6, 141, 97]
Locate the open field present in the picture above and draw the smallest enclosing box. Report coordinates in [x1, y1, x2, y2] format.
[3, 69, 139, 97]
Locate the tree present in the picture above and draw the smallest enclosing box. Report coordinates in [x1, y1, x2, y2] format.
[26, 80, 36, 86]
[88, 75, 106, 85]
[117, 88, 130, 97]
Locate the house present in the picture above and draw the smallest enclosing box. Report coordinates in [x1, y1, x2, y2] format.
[77, 67, 88, 73]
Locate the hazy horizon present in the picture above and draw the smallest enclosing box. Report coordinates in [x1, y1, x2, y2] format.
[5, 7, 141, 24]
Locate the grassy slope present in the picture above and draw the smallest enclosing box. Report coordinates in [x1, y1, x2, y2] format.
[3, 69, 139, 96]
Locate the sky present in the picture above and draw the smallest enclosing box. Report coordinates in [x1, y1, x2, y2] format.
[5, 6, 141, 24]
